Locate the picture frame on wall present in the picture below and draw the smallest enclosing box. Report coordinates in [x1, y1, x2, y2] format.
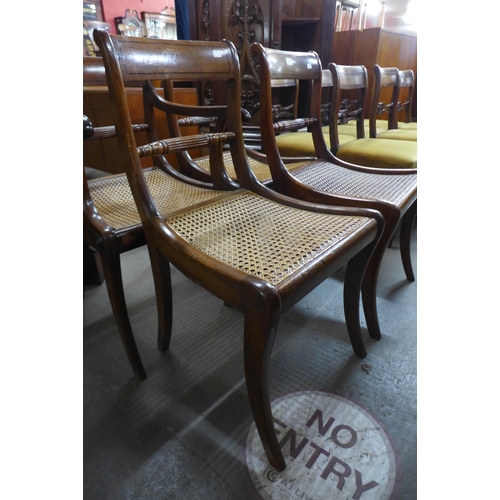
[83, 1, 103, 22]
[115, 9, 144, 37]
[83, 21, 111, 57]
[142, 12, 177, 40]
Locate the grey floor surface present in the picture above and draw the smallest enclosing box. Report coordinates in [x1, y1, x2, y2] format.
[83, 225, 417, 499]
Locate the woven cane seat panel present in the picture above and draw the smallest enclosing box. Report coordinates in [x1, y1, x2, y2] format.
[194, 151, 305, 182]
[88, 168, 224, 230]
[195, 152, 272, 182]
[167, 191, 370, 286]
[291, 161, 417, 208]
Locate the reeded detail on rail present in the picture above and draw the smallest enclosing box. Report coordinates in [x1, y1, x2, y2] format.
[137, 132, 235, 157]
[273, 117, 316, 134]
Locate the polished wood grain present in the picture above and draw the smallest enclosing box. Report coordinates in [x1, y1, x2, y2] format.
[333, 27, 417, 120]
[83, 57, 227, 380]
[93, 30, 384, 471]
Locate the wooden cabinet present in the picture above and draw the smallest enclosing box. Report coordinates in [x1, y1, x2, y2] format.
[83, 86, 200, 174]
[280, 0, 336, 64]
[188, 0, 282, 129]
[186, 0, 336, 137]
[333, 27, 417, 120]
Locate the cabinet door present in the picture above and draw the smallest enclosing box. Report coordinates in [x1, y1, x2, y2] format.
[189, 0, 281, 125]
[398, 35, 417, 121]
[281, 0, 336, 64]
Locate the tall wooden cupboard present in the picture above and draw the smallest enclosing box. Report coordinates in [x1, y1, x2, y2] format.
[333, 27, 417, 120]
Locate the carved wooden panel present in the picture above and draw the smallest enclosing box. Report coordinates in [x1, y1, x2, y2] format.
[190, 0, 281, 125]
[187, 0, 338, 129]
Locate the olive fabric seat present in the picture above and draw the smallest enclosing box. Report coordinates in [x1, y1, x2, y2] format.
[332, 136, 417, 169]
[275, 129, 357, 157]
[327, 63, 417, 169]
[275, 64, 417, 169]
[367, 65, 417, 142]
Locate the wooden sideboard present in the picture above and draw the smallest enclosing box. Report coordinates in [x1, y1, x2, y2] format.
[333, 27, 417, 120]
[83, 86, 200, 174]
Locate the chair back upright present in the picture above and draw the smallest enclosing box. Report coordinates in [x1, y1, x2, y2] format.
[83, 56, 151, 380]
[398, 69, 416, 125]
[370, 64, 400, 136]
[328, 64, 369, 154]
[320, 69, 333, 125]
[250, 44, 334, 191]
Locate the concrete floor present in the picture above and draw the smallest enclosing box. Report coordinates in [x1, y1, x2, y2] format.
[83, 225, 417, 499]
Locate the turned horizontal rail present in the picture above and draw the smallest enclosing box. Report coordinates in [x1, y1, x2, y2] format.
[85, 123, 150, 140]
[273, 117, 317, 134]
[137, 132, 235, 157]
[177, 116, 217, 127]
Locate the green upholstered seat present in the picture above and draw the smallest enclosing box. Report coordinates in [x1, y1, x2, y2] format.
[276, 129, 416, 170]
[325, 123, 386, 137]
[336, 137, 417, 169]
[376, 128, 417, 141]
[399, 122, 417, 130]
[275, 130, 356, 157]
[324, 63, 417, 169]
[345, 118, 417, 131]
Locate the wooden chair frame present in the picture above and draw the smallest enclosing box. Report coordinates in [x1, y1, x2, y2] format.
[83, 58, 149, 379]
[250, 43, 418, 341]
[93, 30, 384, 471]
[369, 64, 400, 136]
[83, 57, 227, 380]
[398, 69, 416, 126]
[327, 64, 371, 153]
[159, 77, 306, 186]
